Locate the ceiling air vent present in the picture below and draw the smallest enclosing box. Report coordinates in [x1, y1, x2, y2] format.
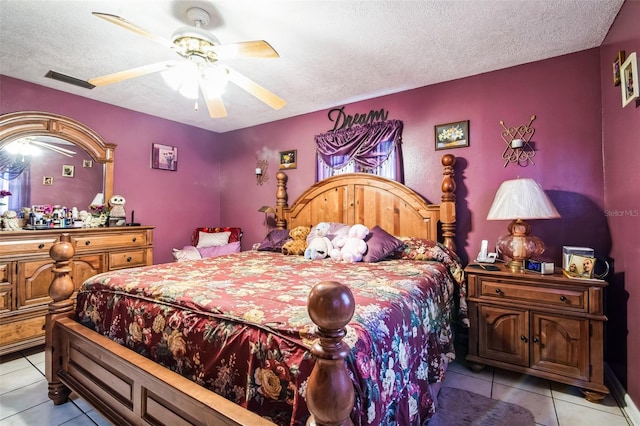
[45, 70, 95, 89]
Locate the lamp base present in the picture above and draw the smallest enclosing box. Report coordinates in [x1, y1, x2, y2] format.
[505, 259, 524, 272]
[496, 219, 546, 272]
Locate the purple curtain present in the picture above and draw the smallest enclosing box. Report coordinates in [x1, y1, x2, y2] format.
[314, 120, 404, 182]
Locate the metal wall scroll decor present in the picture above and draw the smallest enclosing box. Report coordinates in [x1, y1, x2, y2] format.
[500, 115, 536, 167]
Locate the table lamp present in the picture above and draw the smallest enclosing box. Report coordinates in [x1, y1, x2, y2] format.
[487, 178, 560, 271]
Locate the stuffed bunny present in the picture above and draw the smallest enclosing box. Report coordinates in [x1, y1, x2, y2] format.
[330, 224, 369, 262]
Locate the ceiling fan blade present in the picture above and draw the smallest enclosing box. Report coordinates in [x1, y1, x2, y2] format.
[226, 67, 286, 110]
[89, 61, 176, 86]
[208, 40, 279, 60]
[92, 12, 171, 48]
[201, 84, 228, 118]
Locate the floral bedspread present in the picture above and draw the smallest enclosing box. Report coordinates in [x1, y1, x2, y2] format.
[76, 250, 465, 426]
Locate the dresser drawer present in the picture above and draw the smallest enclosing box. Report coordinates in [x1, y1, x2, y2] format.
[480, 279, 587, 311]
[0, 237, 57, 256]
[72, 232, 148, 251]
[109, 250, 148, 269]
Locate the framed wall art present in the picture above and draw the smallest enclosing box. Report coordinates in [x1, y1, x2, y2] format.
[279, 149, 297, 169]
[613, 50, 625, 86]
[435, 120, 469, 150]
[43, 176, 53, 185]
[62, 165, 74, 177]
[83, 159, 93, 168]
[621, 52, 638, 107]
[152, 143, 178, 171]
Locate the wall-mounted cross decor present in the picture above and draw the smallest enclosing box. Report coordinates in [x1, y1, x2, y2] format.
[500, 115, 536, 167]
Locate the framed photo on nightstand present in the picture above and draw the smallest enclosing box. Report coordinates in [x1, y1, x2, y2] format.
[566, 254, 595, 279]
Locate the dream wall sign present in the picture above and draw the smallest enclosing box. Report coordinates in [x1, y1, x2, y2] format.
[327, 106, 390, 131]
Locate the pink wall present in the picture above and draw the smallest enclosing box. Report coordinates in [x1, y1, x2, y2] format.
[219, 49, 606, 269]
[600, 0, 640, 407]
[1, 76, 222, 264]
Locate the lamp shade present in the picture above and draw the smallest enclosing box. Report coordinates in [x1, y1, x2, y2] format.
[487, 178, 560, 220]
[486, 178, 560, 271]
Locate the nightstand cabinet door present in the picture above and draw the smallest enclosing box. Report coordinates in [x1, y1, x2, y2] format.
[465, 265, 609, 398]
[531, 313, 589, 381]
[478, 305, 529, 367]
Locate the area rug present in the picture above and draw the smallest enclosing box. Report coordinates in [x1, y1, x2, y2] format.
[427, 387, 536, 426]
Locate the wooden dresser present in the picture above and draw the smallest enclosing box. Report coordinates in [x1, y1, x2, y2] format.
[465, 264, 609, 401]
[0, 226, 154, 355]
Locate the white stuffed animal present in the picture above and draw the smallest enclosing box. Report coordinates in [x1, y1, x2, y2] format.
[109, 195, 126, 218]
[304, 222, 334, 260]
[330, 224, 369, 263]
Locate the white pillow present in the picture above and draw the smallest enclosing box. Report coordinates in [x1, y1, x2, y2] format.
[196, 231, 231, 248]
[172, 246, 202, 262]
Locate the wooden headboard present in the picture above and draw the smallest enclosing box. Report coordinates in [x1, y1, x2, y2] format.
[274, 154, 457, 252]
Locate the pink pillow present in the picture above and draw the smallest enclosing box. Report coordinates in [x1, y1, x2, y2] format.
[197, 241, 241, 258]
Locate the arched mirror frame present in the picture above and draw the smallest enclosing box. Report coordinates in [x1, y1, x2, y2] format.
[0, 111, 116, 204]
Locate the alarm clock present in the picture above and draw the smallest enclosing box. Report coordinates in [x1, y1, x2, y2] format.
[524, 259, 554, 274]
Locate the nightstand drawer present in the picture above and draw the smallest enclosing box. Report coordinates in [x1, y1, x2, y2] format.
[480, 280, 587, 311]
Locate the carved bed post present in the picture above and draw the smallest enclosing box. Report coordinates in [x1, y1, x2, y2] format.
[306, 281, 355, 426]
[45, 233, 76, 405]
[275, 171, 289, 229]
[440, 154, 457, 253]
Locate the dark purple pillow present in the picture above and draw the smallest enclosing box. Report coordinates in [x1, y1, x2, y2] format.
[362, 226, 404, 262]
[257, 229, 292, 252]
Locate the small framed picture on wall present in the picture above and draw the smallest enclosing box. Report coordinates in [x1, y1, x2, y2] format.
[62, 165, 74, 177]
[435, 120, 469, 150]
[621, 52, 639, 107]
[613, 51, 625, 86]
[151, 143, 178, 171]
[279, 150, 297, 169]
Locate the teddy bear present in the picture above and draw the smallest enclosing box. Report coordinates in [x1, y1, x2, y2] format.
[281, 225, 311, 255]
[304, 222, 334, 260]
[108, 195, 126, 218]
[330, 224, 369, 262]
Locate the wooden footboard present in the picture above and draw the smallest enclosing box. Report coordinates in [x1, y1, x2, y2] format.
[46, 235, 355, 426]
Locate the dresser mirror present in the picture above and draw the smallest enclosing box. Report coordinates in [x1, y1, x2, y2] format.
[0, 111, 116, 222]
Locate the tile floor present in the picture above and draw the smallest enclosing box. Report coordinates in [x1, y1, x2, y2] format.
[0, 345, 634, 425]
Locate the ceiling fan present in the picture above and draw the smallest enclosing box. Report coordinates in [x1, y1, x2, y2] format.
[88, 7, 286, 118]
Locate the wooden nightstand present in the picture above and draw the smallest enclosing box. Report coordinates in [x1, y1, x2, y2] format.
[465, 263, 609, 401]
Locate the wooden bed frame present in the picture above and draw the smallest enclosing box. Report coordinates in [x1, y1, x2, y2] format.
[45, 154, 457, 426]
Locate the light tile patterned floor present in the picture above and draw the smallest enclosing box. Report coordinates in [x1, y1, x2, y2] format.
[0, 346, 633, 425]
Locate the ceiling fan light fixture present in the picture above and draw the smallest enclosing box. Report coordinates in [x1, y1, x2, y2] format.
[202, 65, 229, 97]
[179, 74, 200, 100]
[160, 64, 184, 91]
[5, 140, 41, 157]
[161, 59, 201, 99]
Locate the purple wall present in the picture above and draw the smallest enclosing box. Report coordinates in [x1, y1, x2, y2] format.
[30, 148, 103, 208]
[219, 49, 606, 268]
[1, 76, 222, 264]
[600, 0, 640, 407]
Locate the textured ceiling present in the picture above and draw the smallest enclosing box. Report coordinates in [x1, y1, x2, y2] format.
[0, 0, 623, 134]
